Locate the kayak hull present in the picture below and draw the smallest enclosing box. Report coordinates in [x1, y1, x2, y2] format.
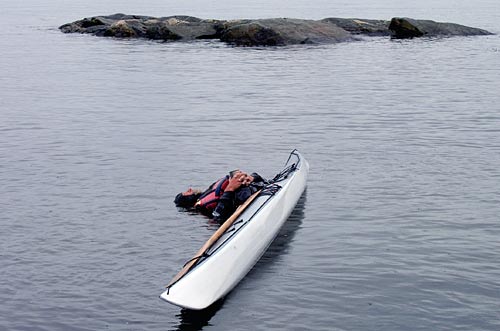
[161, 151, 309, 310]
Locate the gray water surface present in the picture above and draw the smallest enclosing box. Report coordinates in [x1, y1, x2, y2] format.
[1, 1, 500, 330]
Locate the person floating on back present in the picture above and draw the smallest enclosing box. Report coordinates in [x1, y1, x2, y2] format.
[174, 170, 267, 224]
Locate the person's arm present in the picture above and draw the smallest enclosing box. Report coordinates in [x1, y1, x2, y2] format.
[212, 191, 235, 224]
[212, 172, 246, 224]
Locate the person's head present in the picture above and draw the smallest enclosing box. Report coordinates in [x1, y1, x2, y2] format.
[174, 188, 202, 209]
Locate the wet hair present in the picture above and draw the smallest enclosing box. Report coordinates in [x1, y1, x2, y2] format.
[174, 192, 201, 209]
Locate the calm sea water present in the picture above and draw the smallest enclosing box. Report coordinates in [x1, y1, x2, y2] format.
[1, 1, 500, 330]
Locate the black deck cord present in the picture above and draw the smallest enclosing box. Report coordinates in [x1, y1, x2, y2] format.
[166, 251, 212, 294]
[271, 163, 296, 183]
[270, 150, 300, 183]
[286, 149, 299, 165]
[260, 183, 282, 196]
[225, 219, 245, 233]
[182, 252, 210, 268]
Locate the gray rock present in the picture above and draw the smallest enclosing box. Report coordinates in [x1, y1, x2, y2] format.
[321, 18, 390, 36]
[157, 18, 223, 40]
[59, 14, 222, 41]
[59, 14, 493, 46]
[220, 18, 355, 46]
[389, 17, 493, 39]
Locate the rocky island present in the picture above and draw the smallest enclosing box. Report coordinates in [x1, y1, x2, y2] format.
[59, 14, 493, 46]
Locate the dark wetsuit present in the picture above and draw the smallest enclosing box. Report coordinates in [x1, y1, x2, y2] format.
[212, 173, 266, 224]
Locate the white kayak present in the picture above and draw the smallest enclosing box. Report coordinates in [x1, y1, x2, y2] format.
[160, 150, 309, 310]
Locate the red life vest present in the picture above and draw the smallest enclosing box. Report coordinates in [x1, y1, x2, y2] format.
[195, 176, 229, 212]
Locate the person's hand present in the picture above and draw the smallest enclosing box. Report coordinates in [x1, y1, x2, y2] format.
[225, 172, 246, 192]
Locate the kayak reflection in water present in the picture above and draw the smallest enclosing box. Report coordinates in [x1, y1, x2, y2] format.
[174, 170, 267, 224]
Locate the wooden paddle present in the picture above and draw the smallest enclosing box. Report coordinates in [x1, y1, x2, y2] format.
[166, 189, 262, 288]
